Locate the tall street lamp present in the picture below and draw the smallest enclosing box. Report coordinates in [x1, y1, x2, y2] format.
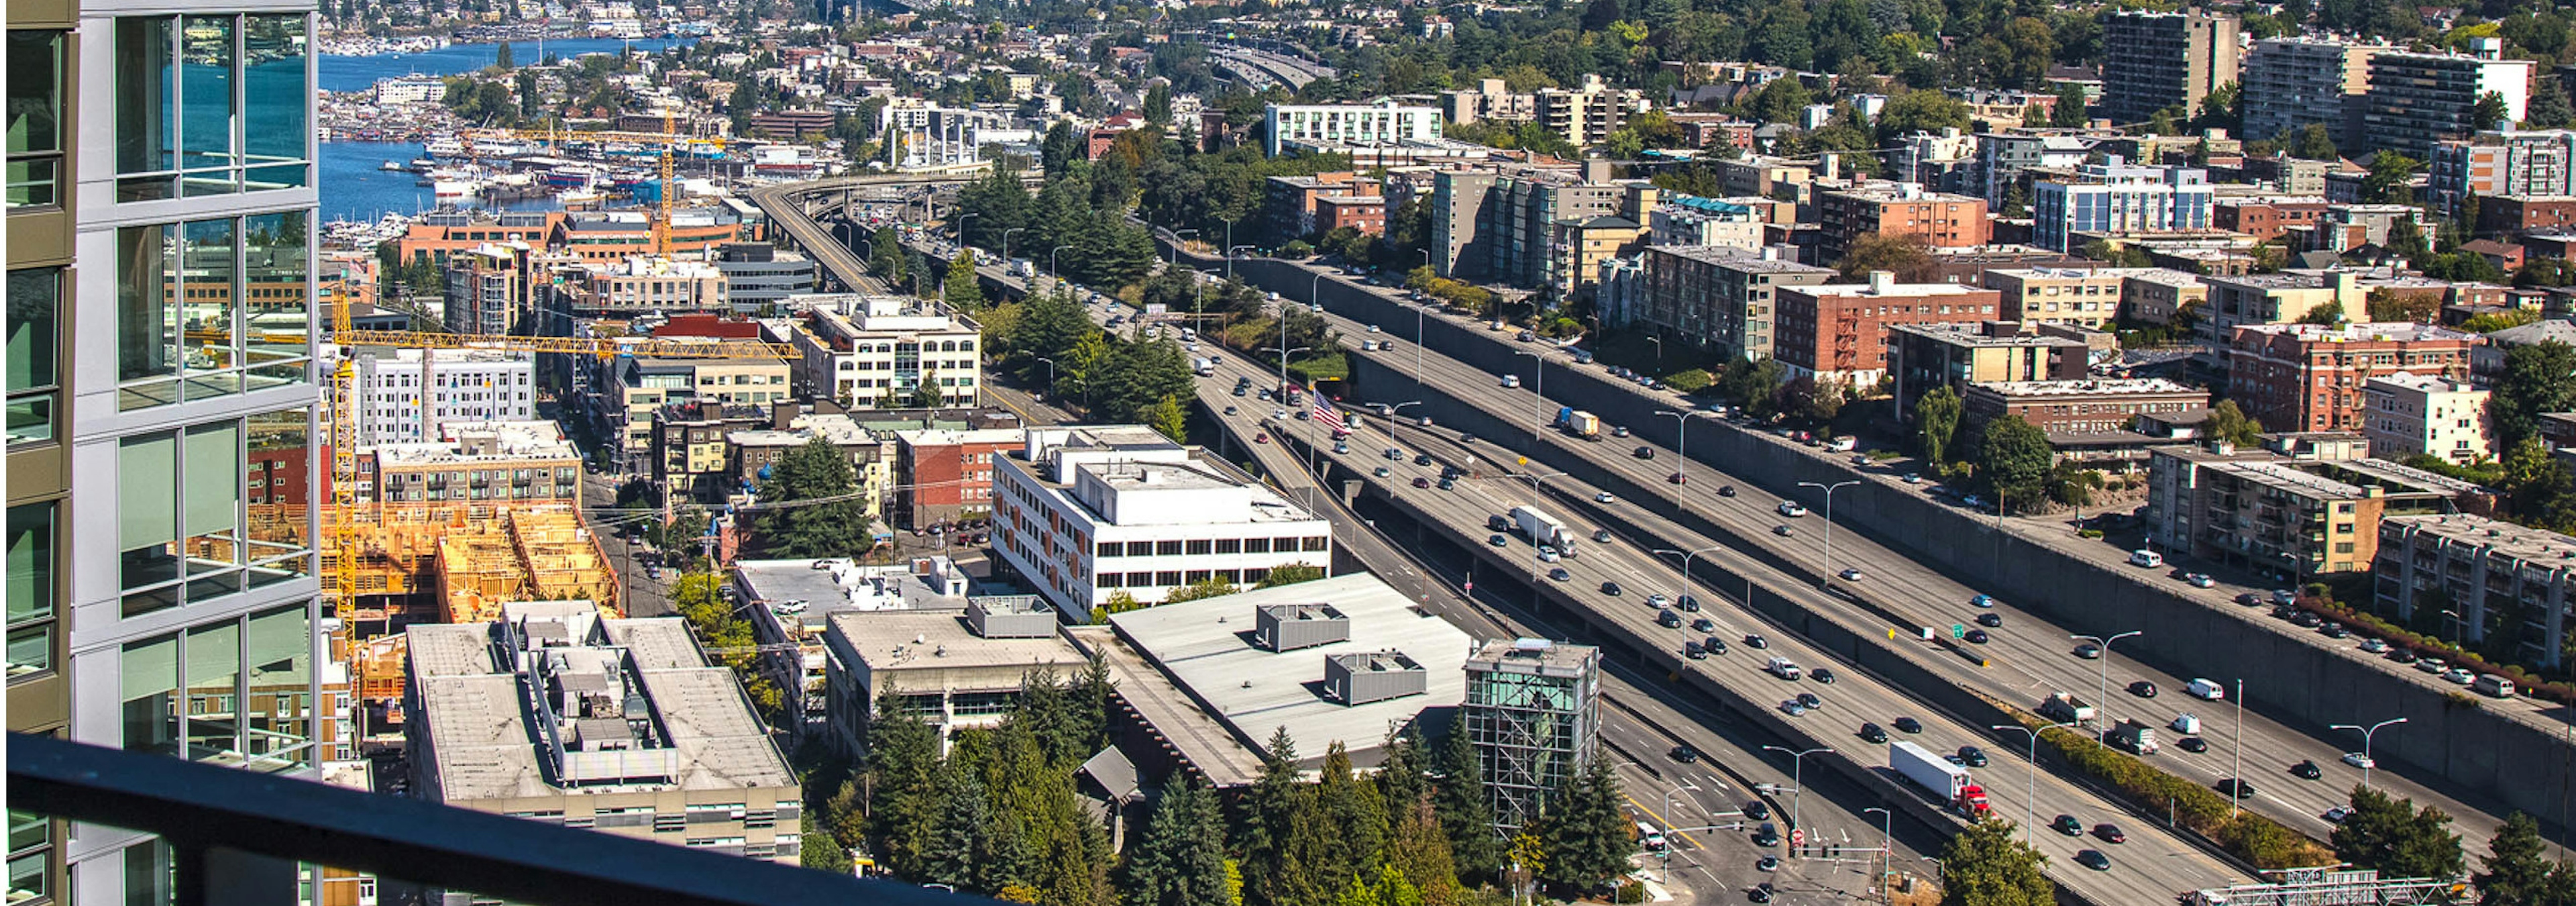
[1760, 745, 1831, 856]
[1656, 410, 1707, 508]
[1262, 345, 1313, 403]
[1002, 227, 1025, 263]
[1864, 806, 1892, 894]
[1513, 350, 1552, 444]
[1991, 721, 2081, 842]
[2330, 717, 2408, 790]
[2070, 630, 2143, 740]
[1652, 543, 1728, 607]
[1796, 480, 1860, 587]
[955, 211, 977, 243]
[1050, 244, 1071, 281]
[1169, 228, 1197, 267]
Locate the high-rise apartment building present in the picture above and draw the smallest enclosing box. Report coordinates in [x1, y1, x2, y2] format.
[2101, 9, 2243, 124]
[2361, 39, 2533, 157]
[1463, 638, 1601, 834]
[1532, 74, 1646, 148]
[2029, 157, 2215, 252]
[2241, 38, 2382, 149]
[3, 4, 328, 901]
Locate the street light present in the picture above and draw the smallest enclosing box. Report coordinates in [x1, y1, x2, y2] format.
[2069, 630, 2142, 742]
[1797, 480, 1861, 587]
[1170, 228, 1198, 266]
[1228, 244, 1258, 281]
[1992, 721, 2081, 843]
[1653, 543, 1735, 605]
[1513, 350, 1552, 444]
[2441, 609, 2465, 646]
[954, 211, 977, 242]
[1001, 227, 1026, 263]
[1050, 244, 1071, 279]
[1661, 781, 1700, 832]
[2330, 717, 2408, 790]
[1646, 335, 1663, 364]
[1760, 745, 1831, 856]
[1261, 345, 1313, 404]
[1656, 410, 1709, 508]
[1409, 303, 1429, 388]
[1864, 806, 1893, 893]
[1034, 356, 1058, 396]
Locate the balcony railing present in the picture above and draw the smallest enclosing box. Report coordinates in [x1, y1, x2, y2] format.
[9, 732, 968, 906]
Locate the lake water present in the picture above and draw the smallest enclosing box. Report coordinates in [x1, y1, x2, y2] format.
[317, 37, 695, 221]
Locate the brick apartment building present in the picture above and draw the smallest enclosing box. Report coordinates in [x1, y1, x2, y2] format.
[1962, 378, 2212, 434]
[893, 427, 1024, 529]
[2226, 321, 2479, 433]
[2477, 195, 2576, 234]
[1814, 182, 1992, 265]
[2214, 197, 2330, 242]
[1774, 272, 2006, 385]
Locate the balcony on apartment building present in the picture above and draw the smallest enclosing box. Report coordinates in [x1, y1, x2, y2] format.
[10, 733, 949, 906]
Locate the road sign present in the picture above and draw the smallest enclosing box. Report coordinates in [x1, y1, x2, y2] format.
[1790, 829, 1806, 848]
[1951, 624, 1967, 640]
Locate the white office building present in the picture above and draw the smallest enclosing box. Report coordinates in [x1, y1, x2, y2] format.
[991, 425, 1333, 619]
[352, 347, 537, 444]
[761, 294, 982, 409]
[1265, 101, 1445, 156]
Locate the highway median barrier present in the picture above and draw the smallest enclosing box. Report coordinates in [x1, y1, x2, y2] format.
[1994, 699, 2334, 871]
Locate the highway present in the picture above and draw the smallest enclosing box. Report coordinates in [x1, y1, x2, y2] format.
[1253, 258, 2520, 858]
[943, 242, 2237, 903]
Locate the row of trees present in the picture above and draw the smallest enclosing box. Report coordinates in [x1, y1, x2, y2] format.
[954, 167, 1160, 289]
[827, 668, 1638, 906]
[984, 287, 1199, 440]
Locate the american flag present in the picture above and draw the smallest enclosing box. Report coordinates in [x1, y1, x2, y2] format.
[1311, 394, 1345, 432]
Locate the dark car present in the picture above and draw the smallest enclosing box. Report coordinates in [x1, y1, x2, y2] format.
[1795, 692, 1822, 709]
[1657, 609, 1682, 628]
[1671, 744, 1700, 764]
[1668, 472, 1688, 484]
[1634, 446, 1654, 459]
[1413, 454, 1434, 466]
[1437, 478, 1456, 490]
[1692, 617, 1717, 633]
[2291, 760, 2322, 780]
[1593, 529, 1613, 543]
[1412, 477, 1430, 488]
[1748, 885, 1774, 903]
[1964, 629, 1990, 644]
[1548, 568, 1572, 582]
[2053, 815, 2084, 836]
[1685, 641, 1706, 659]
[1958, 746, 1989, 767]
[2217, 778, 2257, 799]
[1488, 515, 1511, 532]
[1894, 717, 1923, 734]
[2075, 850, 2111, 871]
[2094, 824, 2125, 844]
[1975, 613, 2002, 627]
[1718, 485, 1737, 497]
[2129, 681, 2159, 698]
[1703, 636, 1728, 655]
[1860, 723, 1888, 743]
[1811, 667, 1837, 684]
[1601, 581, 1622, 596]
[2178, 737, 2208, 753]
[1773, 524, 1794, 537]
[1752, 824, 1780, 848]
[1743, 801, 1770, 821]
[1743, 634, 1768, 649]
[1677, 595, 1701, 612]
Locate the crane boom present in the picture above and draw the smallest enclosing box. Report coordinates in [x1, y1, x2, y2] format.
[334, 329, 799, 360]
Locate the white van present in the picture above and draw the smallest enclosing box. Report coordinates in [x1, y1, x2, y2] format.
[2475, 674, 2517, 698]
[2186, 678, 2226, 701]
[1824, 436, 1857, 452]
[2170, 713, 2201, 734]
[1635, 821, 1667, 852]
[2129, 550, 2165, 568]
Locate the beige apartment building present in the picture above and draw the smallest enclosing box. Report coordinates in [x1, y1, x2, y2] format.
[1984, 266, 2160, 329]
[2362, 374, 2491, 464]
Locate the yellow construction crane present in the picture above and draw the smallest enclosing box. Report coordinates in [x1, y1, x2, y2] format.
[321, 276, 797, 638]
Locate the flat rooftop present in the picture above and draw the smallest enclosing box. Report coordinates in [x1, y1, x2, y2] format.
[1973, 378, 2204, 397]
[1889, 322, 2088, 348]
[1105, 573, 1471, 783]
[826, 609, 1083, 674]
[1650, 245, 1831, 273]
[2385, 513, 2576, 564]
[2208, 460, 2369, 499]
[409, 616, 794, 803]
[1464, 638, 1600, 678]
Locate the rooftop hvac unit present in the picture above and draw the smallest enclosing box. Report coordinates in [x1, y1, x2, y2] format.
[1325, 650, 1427, 705]
[1256, 603, 1350, 652]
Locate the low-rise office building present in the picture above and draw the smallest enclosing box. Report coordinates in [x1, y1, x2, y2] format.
[2375, 513, 2576, 667]
[1886, 321, 2090, 422]
[734, 555, 979, 740]
[819, 599, 1086, 755]
[2363, 373, 2491, 464]
[763, 294, 983, 409]
[894, 427, 1025, 529]
[992, 425, 1332, 619]
[1963, 379, 2210, 435]
[406, 603, 802, 864]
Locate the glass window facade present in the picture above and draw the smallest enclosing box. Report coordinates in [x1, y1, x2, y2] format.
[117, 410, 315, 617]
[7, 811, 48, 905]
[6, 503, 56, 680]
[114, 15, 308, 201]
[6, 267, 60, 445]
[121, 603, 311, 768]
[117, 213, 311, 411]
[5, 30, 65, 210]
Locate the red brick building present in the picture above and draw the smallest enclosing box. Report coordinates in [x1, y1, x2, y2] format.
[2213, 198, 2329, 242]
[1772, 272, 2005, 385]
[1314, 194, 1387, 235]
[2477, 195, 2576, 234]
[1814, 183, 1991, 265]
[892, 426, 1024, 528]
[2225, 322, 2479, 433]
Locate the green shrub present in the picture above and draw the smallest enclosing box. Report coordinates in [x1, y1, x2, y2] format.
[1663, 368, 1713, 393]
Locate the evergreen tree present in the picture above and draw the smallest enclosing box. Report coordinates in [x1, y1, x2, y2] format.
[1976, 414, 2053, 507]
[1315, 743, 1390, 892]
[2496, 342, 2576, 449]
[1126, 778, 1236, 906]
[494, 40, 515, 69]
[870, 224, 908, 283]
[1143, 393, 1188, 442]
[946, 251, 985, 313]
[2475, 812, 2554, 905]
[866, 688, 943, 877]
[1430, 724, 1501, 882]
[1939, 819, 2054, 906]
[1239, 729, 1305, 906]
[922, 763, 996, 889]
[1536, 758, 1633, 888]
[2531, 78, 2576, 130]
[2333, 786, 2465, 881]
[1385, 796, 1464, 906]
[754, 438, 864, 557]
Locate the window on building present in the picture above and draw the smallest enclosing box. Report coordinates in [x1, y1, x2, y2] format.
[1155, 540, 1182, 556]
[7, 503, 56, 681]
[115, 214, 311, 411]
[5, 31, 65, 209]
[7, 811, 50, 905]
[123, 838, 172, 906]
[113, 14, 308, 201]
[1244, 538, 1271, 554]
